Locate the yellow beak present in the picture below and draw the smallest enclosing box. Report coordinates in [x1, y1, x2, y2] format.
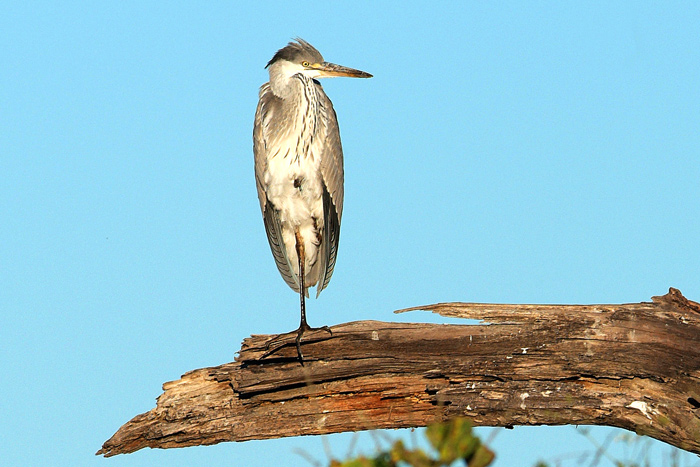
[308, 61, 372, 78]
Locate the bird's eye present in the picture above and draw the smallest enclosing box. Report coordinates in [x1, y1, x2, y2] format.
[302, 61, 310, 67]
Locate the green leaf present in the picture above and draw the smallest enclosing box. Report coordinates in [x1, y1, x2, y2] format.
[466, 445, 495, 467]
[426, 418, 482, 464]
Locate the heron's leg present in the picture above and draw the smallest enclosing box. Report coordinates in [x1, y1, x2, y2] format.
[260, 230, 331, 364]
[297, 231, 307, 327]
[293, 231, 331, 364]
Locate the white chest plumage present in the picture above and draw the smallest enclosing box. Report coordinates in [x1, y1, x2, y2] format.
[260, 76, 325, 287]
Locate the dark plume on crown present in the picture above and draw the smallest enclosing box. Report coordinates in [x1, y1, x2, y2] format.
[266, 38, 324, 69]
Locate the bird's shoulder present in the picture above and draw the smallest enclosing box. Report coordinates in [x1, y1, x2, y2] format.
[256, 83, 282, 120]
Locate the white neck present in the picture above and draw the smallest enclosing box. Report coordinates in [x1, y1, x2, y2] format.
[268, 61, 306, 99]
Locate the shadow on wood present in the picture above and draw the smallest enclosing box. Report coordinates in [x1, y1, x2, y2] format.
[97, 288, 700, 457]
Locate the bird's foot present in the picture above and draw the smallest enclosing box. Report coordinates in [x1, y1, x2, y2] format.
[260, 324, 333, 365]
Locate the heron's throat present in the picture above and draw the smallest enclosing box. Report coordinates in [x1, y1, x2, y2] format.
[269, 61, 307, 99]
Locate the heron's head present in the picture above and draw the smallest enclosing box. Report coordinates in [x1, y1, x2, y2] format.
[266, 38, 372, 84]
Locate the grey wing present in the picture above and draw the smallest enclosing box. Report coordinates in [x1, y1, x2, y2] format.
[253, 84, 269, 213]
[254, 84, 300, 292]
[315, 86, 344, 297]
[316, 184, 340, 296]
[262, 199, 299, 292]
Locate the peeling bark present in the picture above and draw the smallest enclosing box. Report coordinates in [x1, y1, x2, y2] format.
[98, 288, 700, 457]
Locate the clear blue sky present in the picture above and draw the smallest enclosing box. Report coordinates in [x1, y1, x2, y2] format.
[2, 2, 699, 466]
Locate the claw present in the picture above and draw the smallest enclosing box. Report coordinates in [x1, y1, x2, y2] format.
[260, 324, 333, 364]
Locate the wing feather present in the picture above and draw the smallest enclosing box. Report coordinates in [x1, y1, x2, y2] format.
[316, 183, 340, 296]
[316, 83, 345, 221]
[314, 83, 344, 296]
[263, 200, 300, 292]
[253, 83, 271, 213]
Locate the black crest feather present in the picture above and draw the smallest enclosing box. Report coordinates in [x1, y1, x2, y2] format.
[266, 38, 324, 69]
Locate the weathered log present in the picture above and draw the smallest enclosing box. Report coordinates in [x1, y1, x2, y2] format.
[97, 288, 700, 457]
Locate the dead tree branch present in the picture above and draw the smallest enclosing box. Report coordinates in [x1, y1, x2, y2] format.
[98, 288, 700, 457]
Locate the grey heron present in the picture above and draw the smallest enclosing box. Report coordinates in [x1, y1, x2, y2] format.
[253, 39, 372, 363]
